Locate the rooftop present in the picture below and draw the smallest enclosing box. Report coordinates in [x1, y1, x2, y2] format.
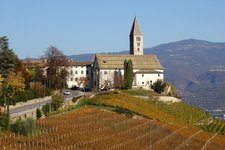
[95, 54, 163, 70]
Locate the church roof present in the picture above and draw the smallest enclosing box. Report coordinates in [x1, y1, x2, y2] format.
[130, 16, 142, 36]
[69, 61, 92, 66]
[95, 54, 163, 70]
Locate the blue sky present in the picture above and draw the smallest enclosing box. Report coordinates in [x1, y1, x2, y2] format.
[1, 0, 225, 59]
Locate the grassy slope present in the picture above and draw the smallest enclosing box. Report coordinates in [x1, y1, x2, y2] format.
[90, 90, 210, 125]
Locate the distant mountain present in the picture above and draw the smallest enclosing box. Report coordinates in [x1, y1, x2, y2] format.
[145, 39, 225, 90]
[68, 51, 129, 61]
[69, 39, 225, 110]
[183, 71, 225, 110]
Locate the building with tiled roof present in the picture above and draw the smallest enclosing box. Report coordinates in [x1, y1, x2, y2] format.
[93, 17, 164, 90]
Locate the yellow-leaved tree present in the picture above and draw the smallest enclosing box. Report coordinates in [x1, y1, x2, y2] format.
[7, 72, 25, 93]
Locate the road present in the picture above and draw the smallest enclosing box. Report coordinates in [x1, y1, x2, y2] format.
[10, 90, 84, 117]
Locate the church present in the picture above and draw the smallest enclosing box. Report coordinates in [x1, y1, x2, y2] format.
[93, 17, 164, 90]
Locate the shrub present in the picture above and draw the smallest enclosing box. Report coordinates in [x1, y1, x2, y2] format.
[42, 103, 51, 117]
[36, 108, 42, 119]
[151, 79, 166, 94]
[51, 93, 65, 111]
[11, 117, 35, 136]
[44, 88, 52, 96]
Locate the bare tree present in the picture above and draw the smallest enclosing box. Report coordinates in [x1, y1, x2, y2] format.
[103, 79, 113, 91]
[114, 69, 124, 89]
[77, 77, 88, 88]
[44, 46, 69, 90]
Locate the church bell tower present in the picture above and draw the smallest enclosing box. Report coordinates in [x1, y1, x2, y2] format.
[129, 16, 143, 55]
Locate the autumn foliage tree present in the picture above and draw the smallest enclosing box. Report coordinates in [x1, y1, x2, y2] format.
[7, 72, 25, 93]
[30, 82, 45, 98]
[0, 36, 28, 130]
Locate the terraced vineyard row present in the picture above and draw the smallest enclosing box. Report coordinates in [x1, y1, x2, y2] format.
[1, 107, 225, 149]
[202, 119, 225, 134]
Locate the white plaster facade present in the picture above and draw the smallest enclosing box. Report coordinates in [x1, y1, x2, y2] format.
[134, 70, 164, 89]
[66, 62, 92, 88]
[94, 68, 164, 90]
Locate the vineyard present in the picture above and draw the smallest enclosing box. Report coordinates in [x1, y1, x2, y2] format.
[202, 119, 225, 134]
[1, 107, 225, 149]
[91, 91, 210, 125]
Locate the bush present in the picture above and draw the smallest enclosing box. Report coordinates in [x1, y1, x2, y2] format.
[51, 93, 65, 111]
[42, 103, 51, 117]
[44, 88, 52, 96]
[151, 79, 166, 94]
[36, 108, 42, 119]
[11, 118, 35, 136]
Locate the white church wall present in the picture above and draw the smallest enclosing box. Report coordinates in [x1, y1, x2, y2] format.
[135, 72, 164, 87]
[99, 69, 115, 89]
[97, 68, 164, 90]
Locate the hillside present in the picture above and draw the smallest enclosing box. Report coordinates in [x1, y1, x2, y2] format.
[69, 39, 225, 111]
[146, 39, 225, 90]
[1, 90, 225, 149]
[183, 71, 225, 110]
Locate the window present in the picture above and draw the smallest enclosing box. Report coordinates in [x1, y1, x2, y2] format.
[75, 71, 78, 74]
[86, 70, 89, 74]
[158, 74, 160, 77]
[81, 66, 83, 68]
[136, 37, 141, 41]
[75, 78, 78, 81]
[137, 48, 140, 52]
[70, 78, 73, 81]
[104, 71, 108, 75]
[70, 71, 73, 75]
[150, 80, 152, 83]
[137, 42, 140, 46]
[81, 71, 84, 74]
[142, 82, 144, 85]
[142, 74, 144, 77]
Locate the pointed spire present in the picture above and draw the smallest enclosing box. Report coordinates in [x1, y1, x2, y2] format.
[130, 16, 142, 36]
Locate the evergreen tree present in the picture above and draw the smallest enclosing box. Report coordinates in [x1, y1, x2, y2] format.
[123, 59, 128, 87]
[0, 36, 17, 78]
[124, 59, 133, 89]
[36, 108, 42, 119]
